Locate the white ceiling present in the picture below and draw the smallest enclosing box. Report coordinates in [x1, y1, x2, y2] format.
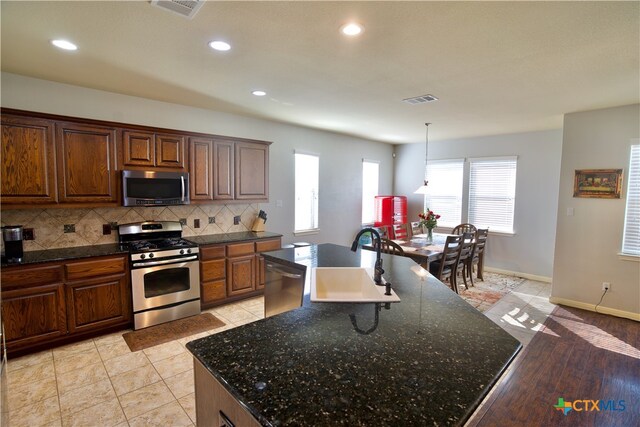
[1, 1, 638, 144]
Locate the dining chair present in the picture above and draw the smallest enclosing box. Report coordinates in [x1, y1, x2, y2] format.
[392, 223, 411, 241]
[452, 223, 477, 235]
[429, 234, 463, 293]
[466, 228, 488, 286]
[372, 225, 390, 239]
[410, 221, 422, 235]
[453, 232, 475, 291]
[374, 238, 405, 256]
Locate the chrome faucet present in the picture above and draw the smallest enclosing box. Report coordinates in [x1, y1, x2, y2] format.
[351, 227, 384, 286]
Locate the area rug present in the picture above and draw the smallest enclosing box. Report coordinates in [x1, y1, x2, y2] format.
[457, 272, 526, 312]
[123, 313, 225, 352]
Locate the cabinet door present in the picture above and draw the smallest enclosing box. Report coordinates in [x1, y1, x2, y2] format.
[213, 139, 234, 200]
[56, 122, 118, 203]
[123, 130, 155, 167]
[227, 255, 256, 297]
[235, 141, 268, 200]
[1, 283, 67, 350]
[156, 134, 185, 169]
[1, 115, 57, 204]
[255, 255, 266, 290]
[65, 274, 131, 334]
[189, 137, 214, 201]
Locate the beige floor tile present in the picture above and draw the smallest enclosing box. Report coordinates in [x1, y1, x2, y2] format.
[176, 331, 210, 348]
[119, 381, 176, 420]
[110, 363, 162, 396]
[164, 369, 195, 399]
[212, 306, 257, 323]
[58, 378, 116, 417]
[104, 351, 150, 377]
[97, 339, 132, 361]
[152, 352, 193, 379]
[178, 393, 196, 424]
[7, 375, 57, 412]
[143, 340, 186, 363]
[8, 395, 61, 427]
[56, 361, 110, 395]
[128, 400, 192, 427]
[42, 419, 63, 427]
[8, 359, 56, 388]
[233, 316, 260, 326]
[7, 350, 53, 372]
[93, 331, 130, 346]
[61, 398, 126, 427]
[54, 347, 101, 375]
[52, 340, 96, 360]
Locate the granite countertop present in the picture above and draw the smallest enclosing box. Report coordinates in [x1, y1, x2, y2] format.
[0, 231, 283, 267]
[187, 243, 521, 426]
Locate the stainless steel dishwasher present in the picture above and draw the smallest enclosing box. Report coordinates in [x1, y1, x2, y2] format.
[264, 261, 306, 317]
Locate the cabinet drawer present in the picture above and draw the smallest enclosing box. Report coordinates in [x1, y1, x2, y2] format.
[66, 256, 126, 281]
[226, 242, 255, 257]
[255, 238, 281, 253]
[201, 280, 226, 304]
[201, 259, 226, 282]
[1, 264, 63, 288]
[200, 245, 226, 260]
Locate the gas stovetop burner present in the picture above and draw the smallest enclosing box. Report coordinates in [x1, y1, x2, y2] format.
[127, 237, 196, 252]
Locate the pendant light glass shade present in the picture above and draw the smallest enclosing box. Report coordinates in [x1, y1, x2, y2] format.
[414, 123, 431, 194]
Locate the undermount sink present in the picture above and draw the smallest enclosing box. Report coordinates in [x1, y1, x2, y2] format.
[310, 267, 401, 303]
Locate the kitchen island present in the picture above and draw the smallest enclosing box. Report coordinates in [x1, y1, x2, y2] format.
[187, 244, 521, 426]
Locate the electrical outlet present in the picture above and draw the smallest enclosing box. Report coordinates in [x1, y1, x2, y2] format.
[233, 215, 241, 225]
[194, 218, 200, 229]
[102, 224, 111, 235]
[23, 228, 35, 240]
[602, 282, 611, 291]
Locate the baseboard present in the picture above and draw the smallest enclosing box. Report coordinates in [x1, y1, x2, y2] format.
[548, 297, 640, 322]
[484, 267, 552, 283]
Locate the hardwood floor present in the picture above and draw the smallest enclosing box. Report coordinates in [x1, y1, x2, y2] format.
[468, 305, 639, 427]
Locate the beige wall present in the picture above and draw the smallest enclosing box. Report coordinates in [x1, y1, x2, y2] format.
[551, 104, 640, 318]
[1, 72, 394, 247]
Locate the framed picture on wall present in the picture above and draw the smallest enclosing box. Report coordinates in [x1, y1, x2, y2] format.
[573, 169, 623, 198]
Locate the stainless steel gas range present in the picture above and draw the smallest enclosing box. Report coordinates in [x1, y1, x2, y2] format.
[118, 221, 200, 330]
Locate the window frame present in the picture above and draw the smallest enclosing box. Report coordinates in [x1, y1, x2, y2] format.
[294, 151, 320, 234]
[361, 159, 380, 225]
[621, 143, 640, 258]
[423, 158, 464, 228]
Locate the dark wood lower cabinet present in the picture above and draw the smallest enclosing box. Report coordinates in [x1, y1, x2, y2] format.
[227, 255, 256, 297]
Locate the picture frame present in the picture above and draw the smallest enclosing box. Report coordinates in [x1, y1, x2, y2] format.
[573, 169, 623, 198]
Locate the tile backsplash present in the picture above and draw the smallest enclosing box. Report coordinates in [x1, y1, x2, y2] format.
[0, 204, 260, 252]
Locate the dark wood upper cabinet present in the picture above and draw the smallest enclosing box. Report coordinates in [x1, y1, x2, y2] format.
[189, 137, 214, 201]
[56, 122, 118, 204]
[213, 138, 235, 200]
[235, 141, 269, 201]
[123, 130, 155, 167]
[1, 115, 58, 204]
[156, 134, 185, 169]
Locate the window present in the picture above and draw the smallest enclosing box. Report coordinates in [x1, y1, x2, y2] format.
[295, 152, 319, 232]
[622, 144, 640, 256]
[468, 156, 517, 233]
[424, 159, 464, 227]
[361, 160, 379, 224]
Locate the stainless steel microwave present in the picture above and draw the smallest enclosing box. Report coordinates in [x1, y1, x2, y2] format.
[122, 170, 190, 206]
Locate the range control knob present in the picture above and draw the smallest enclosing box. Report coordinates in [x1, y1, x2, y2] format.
[180, 249, 185, 255]
[140, 254, 146, 259]
[148, 253, 155, 258]
[187, 248, 192, 254]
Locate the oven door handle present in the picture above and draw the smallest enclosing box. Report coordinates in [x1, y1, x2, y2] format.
[133, 255, 198, 268]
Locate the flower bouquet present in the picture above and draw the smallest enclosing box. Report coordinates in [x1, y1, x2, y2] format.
[418, 209, 440, 242]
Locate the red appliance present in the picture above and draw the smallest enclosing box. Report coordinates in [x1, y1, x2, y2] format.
[374, 196, 407, 228]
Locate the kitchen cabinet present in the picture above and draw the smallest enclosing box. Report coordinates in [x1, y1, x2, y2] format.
[226, 242, 256, 297]
[235, 141, 269, 201]
[200, 245, 227, 307]
[1, 115, 57, 205]
[189, 137, 214, 201]
[255, 238, 281, 290]
[123, 130, 186, 170]
[56, 122, 118, 204]
[213, 138, 234, 200]
[0, 254, 131, 356]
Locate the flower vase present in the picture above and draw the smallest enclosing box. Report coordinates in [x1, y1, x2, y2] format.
[425, 227, 434, 244]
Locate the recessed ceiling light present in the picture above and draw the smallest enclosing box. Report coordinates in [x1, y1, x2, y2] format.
[252, 90, 267, 97]
[51, 39, 77, 51]
[209, 40, 231, 51]
[340, 23, 364, 36]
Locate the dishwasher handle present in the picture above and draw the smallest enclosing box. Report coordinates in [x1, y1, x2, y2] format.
[266, 264, 303, 279]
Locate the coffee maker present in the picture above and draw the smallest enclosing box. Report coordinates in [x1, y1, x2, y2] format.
[2, 225, 24, 263]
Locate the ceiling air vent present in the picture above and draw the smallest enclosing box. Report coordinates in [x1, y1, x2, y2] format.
[151, 0, 205, 19]
[402, 94, 439, 105]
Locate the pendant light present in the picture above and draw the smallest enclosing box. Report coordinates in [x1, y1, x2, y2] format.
[414, 123, 431, 194]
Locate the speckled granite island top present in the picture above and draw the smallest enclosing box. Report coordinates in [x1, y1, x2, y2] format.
[186, 230, 282, 245]
[187, 244, 521, 426]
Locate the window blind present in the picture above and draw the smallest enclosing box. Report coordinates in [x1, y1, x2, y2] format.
[622, 145, 640, 256]
[294, 152, 319, 231]
[425, 159, 464, 227]
[468, 157, 517, 233]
